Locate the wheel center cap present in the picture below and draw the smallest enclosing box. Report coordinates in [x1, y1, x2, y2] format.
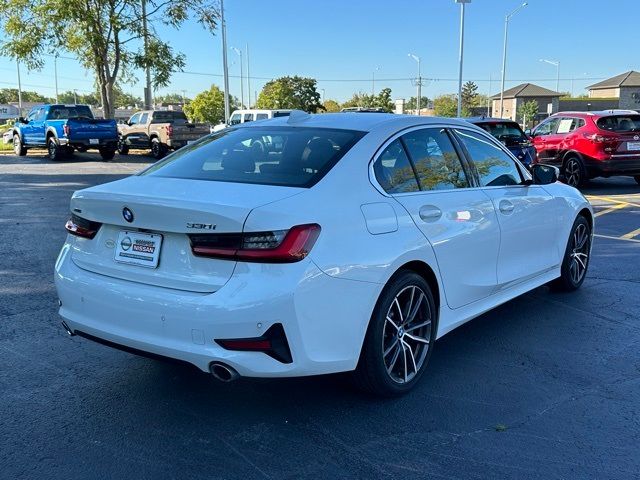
[397, 327, 405, 338]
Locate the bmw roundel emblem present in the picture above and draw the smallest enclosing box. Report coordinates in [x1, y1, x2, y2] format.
[122, 207, 134, 223]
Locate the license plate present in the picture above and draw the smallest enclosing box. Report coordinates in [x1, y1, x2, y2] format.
[114, 231, 163, 268]
[627, 141, 640, 151]
[89, 139, 99, 145]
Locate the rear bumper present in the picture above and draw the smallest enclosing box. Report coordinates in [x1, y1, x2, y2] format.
[54, 242, 378, 378]
[166, 139, 198, 149]
[585, 154, 640, 176]
[60, 137, 118, 149]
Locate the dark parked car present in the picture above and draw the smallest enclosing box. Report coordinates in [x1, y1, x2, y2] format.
[465, 117, 537, 168]
[528, 110, 640, 187]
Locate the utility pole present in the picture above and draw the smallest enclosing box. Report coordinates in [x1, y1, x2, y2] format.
[231, 47, 244, 108]
[16, 60, 23, 116]
[488, 73, 492, 116]
[54, 55, 59, 103]
[73, 89, 78, 104]
[142, 0, 153, 110]
[372, 67, 380, 97]
[246, 43, 251, 108]
[499, 2, 528, 118]
[181, 90, 187, 105]
[409, 54, 422, 115]
[455, 0, 471, 117]
[221, 0, 230, 123]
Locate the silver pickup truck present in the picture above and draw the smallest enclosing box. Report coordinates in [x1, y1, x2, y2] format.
[117, 110, 209, 159]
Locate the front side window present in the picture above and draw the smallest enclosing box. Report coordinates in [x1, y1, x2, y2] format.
[142, 126, 365, 188]
[534, 118, 560, 136]
[128, 113, 141, 126]
[373, 139, 420, 194]
[401, 128, 469, 190]
[454, 129, 522, 187]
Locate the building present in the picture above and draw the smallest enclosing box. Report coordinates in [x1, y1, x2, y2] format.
[587, 71, 640, 110]
[491, 83, 562, 122]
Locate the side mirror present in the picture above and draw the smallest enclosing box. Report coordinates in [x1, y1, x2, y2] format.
[524, 128, 533, 137]
[531, 164, 559, 185]
[18, 117, 27, 124]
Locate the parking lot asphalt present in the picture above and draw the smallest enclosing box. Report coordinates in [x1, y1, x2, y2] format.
[1, 151, 639, 480]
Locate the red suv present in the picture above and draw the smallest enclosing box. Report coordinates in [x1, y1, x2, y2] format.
[529, 110, 640, 187]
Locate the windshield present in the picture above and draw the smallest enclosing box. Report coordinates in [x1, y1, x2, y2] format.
[477, 122, 528, 142]
[48, 105, 94, 120]
[596, 115, 640, 132]
[142, 126, 366, 187]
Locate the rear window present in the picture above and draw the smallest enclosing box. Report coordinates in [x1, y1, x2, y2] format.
[142, 126, 366, 187]
[596, 115, 640, 132]
[48, 105, 93, 120]
[273, 111, 291, 118]
[151, 111, 188, 123]
[476, 122, 527, 141]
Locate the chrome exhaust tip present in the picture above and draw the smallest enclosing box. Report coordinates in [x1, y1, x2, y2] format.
[61, 321, 75, 336]
[209, 362, 239, 382]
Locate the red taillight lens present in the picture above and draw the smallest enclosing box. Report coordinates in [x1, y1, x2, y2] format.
[215, 324, 292, 363]
[166, 124, 173, 137]
[65, 214, 101, 239]
[63, 125, 70, 137]
[190, 224, 321, 263]
[584, 133, 617, 143]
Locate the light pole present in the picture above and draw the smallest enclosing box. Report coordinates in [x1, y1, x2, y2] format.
[408, 53, 421, 115]
[246, 43, 251, 108]
[499, 2, 528, 118]
[321, 89, 325, 104]
[220, 0, 230, 123]
[372, 66, 381, 97]
[16, 60, 23, 116]
[54, 54, 59, 104]
[142, 0, 153, 110]
[73, 89, 78, 104]
[455, 0, 471, 117]
[231, 47, 244, 109]
[539, 59, 560, 93]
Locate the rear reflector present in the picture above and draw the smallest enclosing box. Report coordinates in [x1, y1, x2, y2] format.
[215, 324, 292, 363]
[190, 224, 320, 263]
[65, 214, 101, 239]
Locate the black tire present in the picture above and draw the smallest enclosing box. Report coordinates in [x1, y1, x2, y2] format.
[76, 145, 88, 153]
[13, 134, 27, 156]
[150, 138, 167, 160]
[47, 136, 62, 161]
[634, 175, 640, 186]
[550, 215, 591, 292]
[99, 148, 116, 161]
[563, 155, 587, 188]
[117, 139, 129, 155]
[353, 270, 437, 397]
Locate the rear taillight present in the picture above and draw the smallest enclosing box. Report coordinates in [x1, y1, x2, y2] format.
[65, 214, 101, 239]
[63, 125, 70, 137]
[166, 124, 173, 137]
[190, 224, 321, 263]
[583, 133, 618, 143]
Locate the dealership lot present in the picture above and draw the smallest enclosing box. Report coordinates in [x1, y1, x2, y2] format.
[1, 152, 639, 479]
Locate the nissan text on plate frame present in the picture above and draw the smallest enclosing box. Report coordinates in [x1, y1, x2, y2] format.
[55, 111, 594, 396]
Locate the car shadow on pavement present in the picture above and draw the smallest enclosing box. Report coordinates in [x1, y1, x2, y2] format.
[580, 176, 639, 196]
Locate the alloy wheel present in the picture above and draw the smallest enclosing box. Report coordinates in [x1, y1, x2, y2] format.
[382, 285, 432, 384]
[569, 223, 589, 284]
[565, 159, 581, 187]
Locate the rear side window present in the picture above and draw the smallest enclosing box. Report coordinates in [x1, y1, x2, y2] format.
[596, 115, 640, 132]
[139, 113, 149, 124]
[229, 114, 241, 125]
[143, 126, 365, 188]
[556, 118, 583, 134]
[401, 128, 469, 190]
[454, 129, 522, 187]
[256, 113, 269, 120]
[243, 113, 254, 122]
[373, 139, 420, 194]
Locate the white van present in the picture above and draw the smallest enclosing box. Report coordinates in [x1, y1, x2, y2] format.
[211, 109, 293, 133]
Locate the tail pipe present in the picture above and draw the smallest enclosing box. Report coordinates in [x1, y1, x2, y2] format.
[61, 321, 75, 336]
[209, 362, 239, 382]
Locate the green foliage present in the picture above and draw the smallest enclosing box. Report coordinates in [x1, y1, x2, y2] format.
[0, 88, 52, 103]
[322, 99, 341, 113]
[0, 0, 219, 118]
[255, 76, 324, 113]
[404, 96, 430, 111]
[156, 93, 190, 104]
[184, 85, 237, 124]
[433, 94, 458, 117]
[341, 88, 394, 112]
[518, 100, 539, 127]
[461, 81, 478, 112]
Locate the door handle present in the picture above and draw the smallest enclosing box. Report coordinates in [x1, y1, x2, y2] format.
[419, 205, 442, 222]
[499, 200, 515, 214]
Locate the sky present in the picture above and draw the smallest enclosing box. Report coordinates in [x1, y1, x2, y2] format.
[0, 0, 639, 104]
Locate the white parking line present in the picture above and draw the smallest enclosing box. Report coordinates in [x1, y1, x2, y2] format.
[594, 234, 640, 243]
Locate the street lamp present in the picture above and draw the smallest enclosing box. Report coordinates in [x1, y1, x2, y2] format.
[499, 2, 528, 118]
[231, 47, 244, 109]
[539, 59, 560, 93]
[455, 0, 471, 117]
[220, 0, 230, 123]
[372, 66, 381, 97]
[408, 53, 422, 115]
[16, 60, 23, 116]
[54, 54, 59, 104]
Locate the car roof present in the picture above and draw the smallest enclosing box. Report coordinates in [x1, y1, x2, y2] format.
[238, 111, 473, 133]
[464, 116, 519, 125]
[551, 109, 640, 118]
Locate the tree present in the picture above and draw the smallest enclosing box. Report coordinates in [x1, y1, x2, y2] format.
[433, 94, 458, 117]
[255, 76, 324, 113]
[184, 85, 237, 124]
[0, 0, 218, 118]
[405, 96, 430, 111]
[322, 99, 341, 113]
[517, 100, 539, 127]
[341, 88, 394, 112]
[156, 93, 190, 104]
[0, 88, 52, 103]
[461, 81, 478, 112]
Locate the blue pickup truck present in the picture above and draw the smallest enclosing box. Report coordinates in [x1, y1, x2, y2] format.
[12, 104, 119, 161]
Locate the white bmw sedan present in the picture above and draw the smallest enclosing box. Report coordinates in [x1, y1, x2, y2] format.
[55, 112, 593, 396]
